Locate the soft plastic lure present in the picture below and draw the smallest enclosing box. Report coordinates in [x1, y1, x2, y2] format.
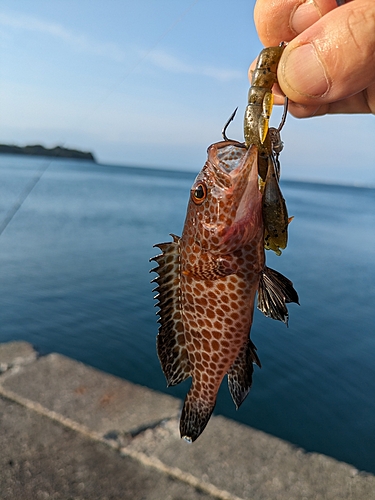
[244, 43, 290, 255]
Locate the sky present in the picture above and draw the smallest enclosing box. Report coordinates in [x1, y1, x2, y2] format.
[0, 0, 374, 186]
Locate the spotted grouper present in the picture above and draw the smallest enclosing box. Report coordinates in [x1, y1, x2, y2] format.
[151, 140, 298, 442]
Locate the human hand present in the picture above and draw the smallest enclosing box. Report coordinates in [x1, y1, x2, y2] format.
[252, 0, 375, 117]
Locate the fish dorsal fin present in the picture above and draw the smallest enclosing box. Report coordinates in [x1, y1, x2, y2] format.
[257, 266, 299, 325]
[227, 339, 261, 409]
[150, 234, 191, 386]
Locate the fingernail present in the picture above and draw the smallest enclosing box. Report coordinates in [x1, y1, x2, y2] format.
[291, 1, 320, 34]
[281, 44, 330, 97]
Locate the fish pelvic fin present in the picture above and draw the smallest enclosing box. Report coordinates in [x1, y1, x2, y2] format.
[227, 339, 261, 409]
[180, 392, 215, 443]
[151, 234, 191, 386]
[257, 266, 299, 325]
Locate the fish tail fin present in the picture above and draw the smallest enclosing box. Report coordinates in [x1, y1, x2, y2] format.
[179, 391, 215, 443]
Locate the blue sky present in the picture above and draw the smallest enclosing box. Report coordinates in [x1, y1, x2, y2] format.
[0, 0, 374, 185]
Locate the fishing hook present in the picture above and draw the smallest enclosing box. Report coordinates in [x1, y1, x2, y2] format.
[267, 97, 288, 179]
[277, 97, 288, 133]
[222, 107, 238, 141]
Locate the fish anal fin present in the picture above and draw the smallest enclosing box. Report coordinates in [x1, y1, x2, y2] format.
[227, 339, 261, 410]
[257, 266, 299, 324]
[180, 391, 215, 442]
[150, 235, 191, 386]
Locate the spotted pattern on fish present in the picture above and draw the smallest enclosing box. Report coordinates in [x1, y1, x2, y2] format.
[176, 142, 264, 441]
[151, 140, 298, 442]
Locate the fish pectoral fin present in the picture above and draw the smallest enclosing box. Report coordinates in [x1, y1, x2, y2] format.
[257, 266, 299, 325]
[151, 234, 191, 387]
[227, 339, 261, 410]
[183, 254, 238, 280]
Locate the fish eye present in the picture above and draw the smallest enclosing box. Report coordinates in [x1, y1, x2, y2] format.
[192, 182, 207, 205]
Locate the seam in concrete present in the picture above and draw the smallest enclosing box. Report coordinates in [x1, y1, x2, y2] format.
[0, 354, 39, 377]
[0, 384, 244, 500]
[120, 447, 244, 500]
[0, 385, 105, 441]
[128, 417, 176, 439]
[0, 365, 27, 382]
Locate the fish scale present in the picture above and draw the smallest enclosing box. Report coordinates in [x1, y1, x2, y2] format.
[178, 144, 263, 441]
[151, 142, 298, 442]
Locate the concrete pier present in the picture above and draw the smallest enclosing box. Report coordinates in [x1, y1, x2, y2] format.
[0, 341, 374, 500]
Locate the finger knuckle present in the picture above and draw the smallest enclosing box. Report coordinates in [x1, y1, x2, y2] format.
[346, 3, 375, 57]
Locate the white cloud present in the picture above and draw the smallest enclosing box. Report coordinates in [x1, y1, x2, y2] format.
[145, 49, 242, 82]
[0, 11, 241, 82]
[0, 11, 125, 61]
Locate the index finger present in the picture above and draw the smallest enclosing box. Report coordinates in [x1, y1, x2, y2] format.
[254, 0, 339, 46]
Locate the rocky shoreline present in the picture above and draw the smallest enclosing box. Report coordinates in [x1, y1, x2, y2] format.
[0, 144, 95, 161]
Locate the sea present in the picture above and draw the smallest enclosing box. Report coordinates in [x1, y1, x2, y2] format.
[0, 154, 374, 473]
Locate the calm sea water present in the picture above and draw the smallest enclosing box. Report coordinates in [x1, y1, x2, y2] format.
[0, 154, 374, 473]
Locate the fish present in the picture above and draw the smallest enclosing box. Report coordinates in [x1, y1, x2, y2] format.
[151, 140, 298, 442]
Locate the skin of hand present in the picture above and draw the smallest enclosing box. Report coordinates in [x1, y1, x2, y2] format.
[252, 0, 375, 117]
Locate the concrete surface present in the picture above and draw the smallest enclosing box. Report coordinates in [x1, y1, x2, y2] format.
[0, 341, 374, 500]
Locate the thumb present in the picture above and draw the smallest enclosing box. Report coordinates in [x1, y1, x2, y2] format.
[278, 0, 375, 105]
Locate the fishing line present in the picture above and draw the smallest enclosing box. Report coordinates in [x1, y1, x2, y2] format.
[0, 159, 51, 237]
[0, 0, 200, 236]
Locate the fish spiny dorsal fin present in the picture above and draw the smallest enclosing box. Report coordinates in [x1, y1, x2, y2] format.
[227, 339, 261, 410]
[150, 234, 191, 387]
[257, 266, 299, 325]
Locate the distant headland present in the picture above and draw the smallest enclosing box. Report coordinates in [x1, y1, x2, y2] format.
[0, 144, 96, 162]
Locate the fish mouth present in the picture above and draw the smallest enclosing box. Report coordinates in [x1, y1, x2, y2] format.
[211, 141, 262, 246]
[232, 145, 260, 224]
[213, 140, 260, 217]
[214, 140, 247, 174]
[212, 140, 257, 186]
